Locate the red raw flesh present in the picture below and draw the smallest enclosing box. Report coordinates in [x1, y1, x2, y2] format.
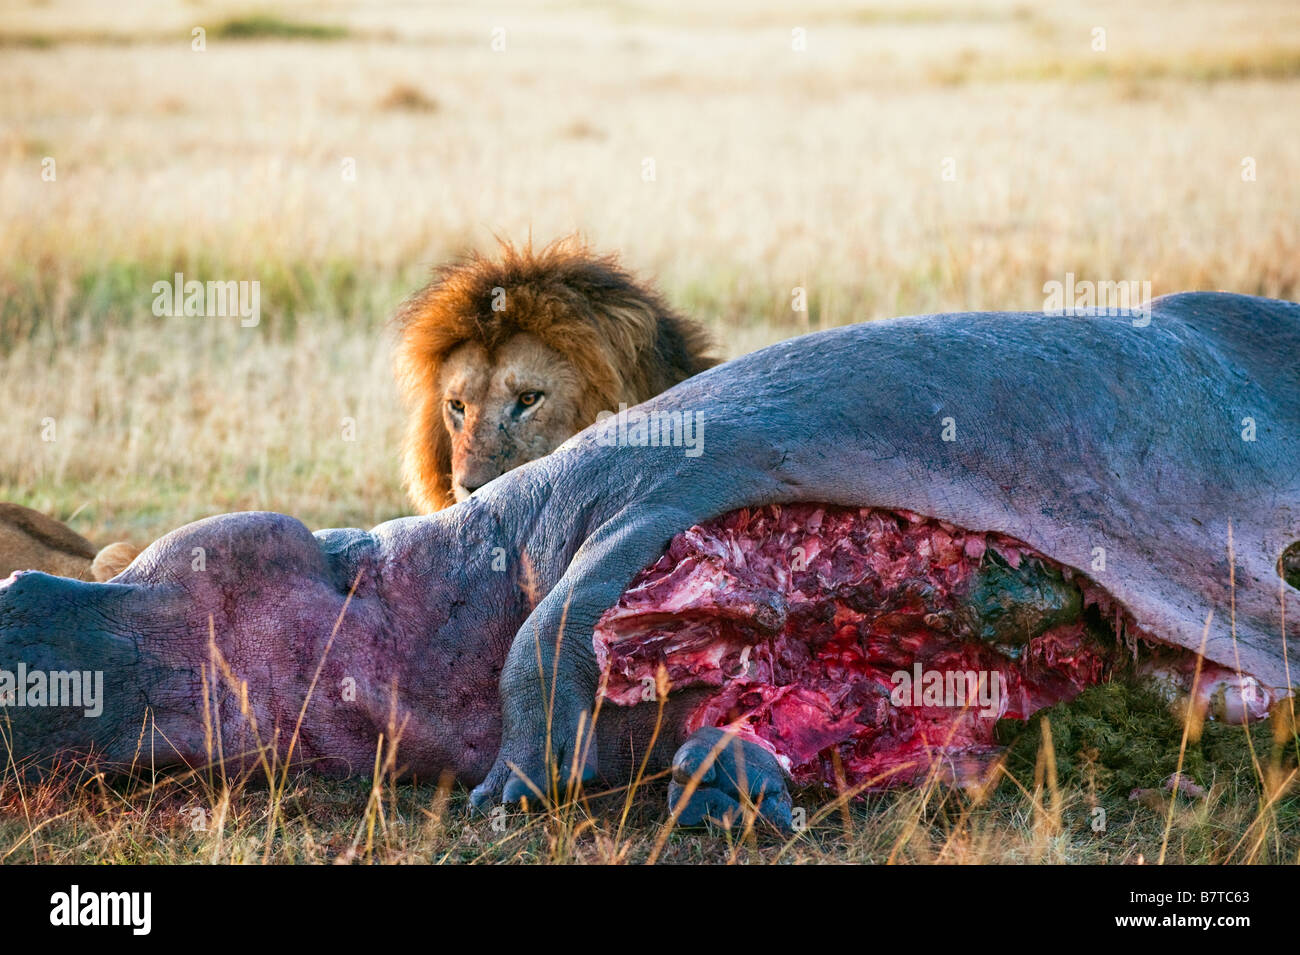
[594, 503, 1131, 791]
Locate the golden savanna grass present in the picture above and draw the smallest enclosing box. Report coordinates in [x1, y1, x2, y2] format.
[1, 0, 1299, 863]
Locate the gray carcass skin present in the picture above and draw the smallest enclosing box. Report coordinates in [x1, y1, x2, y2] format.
[1, 293, 1296, 825]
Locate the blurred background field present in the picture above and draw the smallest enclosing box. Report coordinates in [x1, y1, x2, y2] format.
[2, 0, 1300, 867]
[2, 0, 1298, 544]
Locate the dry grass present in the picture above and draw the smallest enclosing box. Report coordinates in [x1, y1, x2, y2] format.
[1, 0, 1298, 862]
[5, 720, 1298, 864]
[375, 83, 439, 113]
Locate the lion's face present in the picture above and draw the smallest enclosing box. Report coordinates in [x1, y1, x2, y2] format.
[437, 332, 585, 500]
[395, 237, 717, 512]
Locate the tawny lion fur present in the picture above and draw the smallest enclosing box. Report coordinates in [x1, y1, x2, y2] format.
[394, 238, 718, 512]
[0, 503, 138, 582]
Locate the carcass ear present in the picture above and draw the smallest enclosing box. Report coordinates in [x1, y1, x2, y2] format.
[1281, 541, 1300, 591]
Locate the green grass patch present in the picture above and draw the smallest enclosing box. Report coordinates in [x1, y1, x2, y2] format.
[932, 46, 1300, 86]
[0, 32, 57, 49]
[1000, 681, 1298, 795]
[843, 4, 1034, 26]
[0, 256, 415, 349]
[212, 15, 348, 41]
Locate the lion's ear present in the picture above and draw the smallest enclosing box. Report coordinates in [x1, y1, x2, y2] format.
[91, 542, 139, 581]
[402, 393, 457, 512]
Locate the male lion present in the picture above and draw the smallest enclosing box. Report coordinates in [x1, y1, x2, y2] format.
[394, 238, 718, 511]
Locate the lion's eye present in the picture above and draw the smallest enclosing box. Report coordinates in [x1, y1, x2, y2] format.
[447, 398, 465, 414]
[517, 391, 543, 408]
